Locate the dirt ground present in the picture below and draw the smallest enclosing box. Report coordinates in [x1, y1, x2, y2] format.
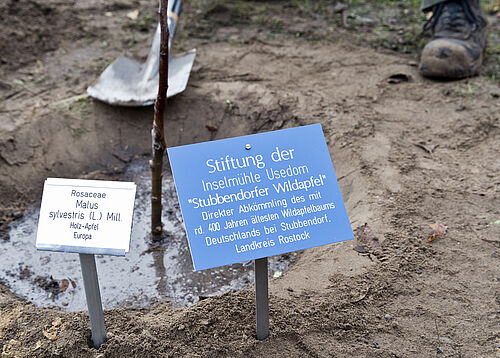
[1, 0, 499, 357]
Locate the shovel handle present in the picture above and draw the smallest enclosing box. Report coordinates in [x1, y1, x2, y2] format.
[167, 0, 182, 40]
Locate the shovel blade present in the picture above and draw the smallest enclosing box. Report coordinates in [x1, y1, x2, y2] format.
[87, 49, 196, 106]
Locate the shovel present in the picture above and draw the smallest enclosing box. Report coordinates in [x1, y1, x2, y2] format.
[87, 0, 196, 106]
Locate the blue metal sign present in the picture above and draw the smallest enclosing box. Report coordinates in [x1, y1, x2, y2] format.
[168, 124, 354, 270]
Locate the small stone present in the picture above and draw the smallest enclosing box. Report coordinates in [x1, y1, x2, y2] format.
[127, 10, 139, 20]
[439, 336, 453, 344]
[353, 245, 368, 253]
[52, 318, 62, 327]
[384, 314, 392, 321]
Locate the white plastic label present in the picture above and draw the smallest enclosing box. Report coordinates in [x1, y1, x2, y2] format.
[36, 178, 136, 256]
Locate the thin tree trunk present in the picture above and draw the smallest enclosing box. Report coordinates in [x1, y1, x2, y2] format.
[151, 0, 169, 241]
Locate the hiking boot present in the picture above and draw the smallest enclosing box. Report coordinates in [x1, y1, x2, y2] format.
[419, 0, 487, 79]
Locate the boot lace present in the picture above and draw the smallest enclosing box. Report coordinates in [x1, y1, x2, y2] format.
[423, 0, 484, 34]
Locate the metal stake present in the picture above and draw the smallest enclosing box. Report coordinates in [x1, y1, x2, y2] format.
[255, 257, 269, 340]
[79, 253, 107, 349]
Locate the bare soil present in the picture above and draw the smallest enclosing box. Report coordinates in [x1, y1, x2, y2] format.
[0, 1, 499, 357]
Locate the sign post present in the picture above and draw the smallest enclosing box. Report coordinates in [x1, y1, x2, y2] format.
[36, 178, 136, 349]
[79, 253, 107, 348]
[168, 123, 354, 339]
[254, 257, 269, 340]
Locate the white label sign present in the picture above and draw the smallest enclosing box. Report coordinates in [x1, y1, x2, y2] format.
[36, 178, 136, 256]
